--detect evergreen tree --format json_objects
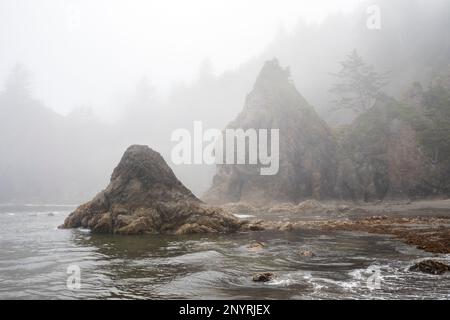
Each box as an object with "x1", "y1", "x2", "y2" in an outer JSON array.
[{"x1": 331, "y1": 50, "x2": 387, "y2": 114}]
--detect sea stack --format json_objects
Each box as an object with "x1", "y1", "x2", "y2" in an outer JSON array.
[
  {"x1": 61, "y1": 145, "x2": 242, "y2": 234},
  {"x1": 203, "y1": 59, "x2": 338, "y2": 205}
]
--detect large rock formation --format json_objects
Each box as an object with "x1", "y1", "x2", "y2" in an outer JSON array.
[
  {"x1": 204, "y1": 60, "x2": 450, "y2": 205},
  {"x1": 338, "y1": 83, "x2": 450, "y2": 201},
  {"x1": 336, "y1": 95, "x2": 426, "y2": 201},
  {"x1": 61, "y1": 145, "x2": 242, "y2": 234},
  {"x1": 203, "y1": 59, "x2": 338, "y2": 205}
]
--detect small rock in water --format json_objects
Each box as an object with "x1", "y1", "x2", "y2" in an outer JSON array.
[
  {"x1": 295, "y1": 200, "x2": 325, "y2": 214},
  {"x1": 252, "y1": 272, "x2": 276, "y2": 282},
  {"x1": 298, "y1": 250, "x2": 315, "y2": 257},
  {"x1": 247, "y1": 242, "x2": 266, "y2": 251},
  {"x1": 47, "y1": 212, "x2": 55, "y2": 216},
  {"x1": 279, "y1": 222, "x2": 295, "y2": 231},
  {"x1": 409, "y1": 259, "x2": 450, "y2": 275},
  {"x1": 336, "y1": 205, "x2": 351, "y2": 213}
]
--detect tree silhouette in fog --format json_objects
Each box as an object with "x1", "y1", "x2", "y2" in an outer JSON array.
[
  {"x1": 331, "y1": 50, "x2": 387, "y2": 114},
  {"x1": 4, "y1": 63, "x2": 31, "y2": 98}
]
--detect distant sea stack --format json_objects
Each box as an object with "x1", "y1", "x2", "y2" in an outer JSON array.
[
  {"x1": 203, "y1": 59, "x2": 338, "y2": 205},
  {"x1": 61, "y1": 145, "x2": 242, "y2": 234}
]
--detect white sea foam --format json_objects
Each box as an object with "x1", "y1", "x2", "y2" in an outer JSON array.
[{"x1": 233, "y1": 214, "x2": 255, "y2": 219}]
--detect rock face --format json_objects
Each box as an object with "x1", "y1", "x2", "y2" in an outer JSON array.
[
  {"x1": 204, "y1": 60, "x2": 450, "y2": 206},
  {"x1": 337, "y1": 95, "x2": 427, "y2": 201},
  {"x1": 203, "y1": 59, "x2": 338, "y2": 205},
  {"x1": 61, "y1": 145, "x2": 242, "y2": 234},
  {"x1": 338, "y1": 85, "x2": 450, "y2": 201}
]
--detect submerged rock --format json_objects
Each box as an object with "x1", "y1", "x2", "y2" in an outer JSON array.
[
  {"x1": 298, "y1": 250, "x2": 315, "y2": 257},
  {"x1": 247, "y1": 241, "x2": 266, "y2": 251},
  {"x1": 252, "y1": 272, "x2": 276, "y2": 282},
  {"x1": 409, "y1": 260, "x2": 450, "y2": 275},
  {"x1": 60, "y1": 145, "x2": 243, "y2": 235}
]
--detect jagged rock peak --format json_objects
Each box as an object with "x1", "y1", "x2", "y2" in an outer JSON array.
[
  {"x1": 203, "y1": 60, "x2": 338, "y2": 205},
  {"x1": 108, "y1": 144, "x2": 199, "y2": 204},
  {"x1": 253, "y1": 58, "x2": 291, "y2": 91}
]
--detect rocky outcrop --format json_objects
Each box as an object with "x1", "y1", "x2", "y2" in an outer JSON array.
[
  {"x1": 247, "y1": 241, "x2": 266, "y2": 251},
  {"x1": 203, "y1": 60, "x2": 450, "y2": 206},
  {"x1": 252, "y1": 272, "x2": 276, "y2": 282},
  {"x1": 298, "y1": 249, "x2": 315, "y2": 257},
  {"x1": 336, "y1": 95, "x2": 427, "y2": 201},
  {"x1": 203, "y1": 59, "x2": 338, "y2": 205},
  {"x1": 60, "y1": 145, "x2": 243, "y2": 234},
  {"x1": 220, "y1": 202, "x2": 259, "y2": 214},
  {"x1": 338, "y1": 84, "x2": 450, "y2": 201},
  {"x1": 409, "y1": 260, "x2": 450, "y2": 275}
]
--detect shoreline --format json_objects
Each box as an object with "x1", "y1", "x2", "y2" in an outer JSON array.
[{"x1": 239, "y1": 198, "x2": 450, "y2": 254}]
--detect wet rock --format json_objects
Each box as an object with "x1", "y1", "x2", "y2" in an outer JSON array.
[
  {"x1": 117, "y1": 216, "x2": 153, "y2": 235},
  {"x1": 47, "y1": 212, "x2": 55, "y2": 216},
  {"x1": 278, "y1": 222, "x2": 295, "y2": 231},
  {"x1": 364, "y1": 215, "x2": 389, "y2": 222},
  {"x1": 247, "y1": 241, "x2": 266, "y2": 251},
  {"x1": 295, "y1": 200, "x2": 325, "y2": 214},
  {"x1": 298, "y1": 250, "x2": 315, "y2": 257},
  {"x1": 336, "y1": 205, "x2": 352, "y2": 213},
  {"x1": 242, "y1": 220, "x2": 266, "y2": 231},
  {"x1": 252, "y1": 272, "x2": 276, "y2": 282},
  {"x1": 220, "y1": 202, "x2": 258, "y2": 214},
  {"x1": 92, "y1": 212, "x2": 113, "y2": 233},
  {"x1": 409, "y1": 260, "x2": 450, "y2": 275},
  {"x1": 268, "y1": 203, "x2": 298, "y2": 214},
  {"x1": 60, "y1": 145, "x2": 243, "y2": 235},
  {"x1": 266, "y1": 200, "x2": 326, "y2": 214}
]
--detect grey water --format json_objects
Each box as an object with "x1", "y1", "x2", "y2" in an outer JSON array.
[{"x1": 0, "y1": 205, "x2": 449, "y2": 300}]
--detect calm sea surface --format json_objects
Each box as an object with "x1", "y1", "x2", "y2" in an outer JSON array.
[{"x1": 0, "y1": 205, "x2": 449, "y2": 299}]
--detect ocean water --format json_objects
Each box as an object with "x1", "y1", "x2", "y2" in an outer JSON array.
[{"x1": 0, "y1": 205, "x2": 449, "y2": 300}]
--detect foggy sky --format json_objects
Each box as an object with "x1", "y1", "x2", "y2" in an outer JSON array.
[
  {"x1": 0, "y1": 0, "x2": 361, "y2": 120},
  {"x1": 1, "y1": 0, "x2": 448, "y2": 202}
]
